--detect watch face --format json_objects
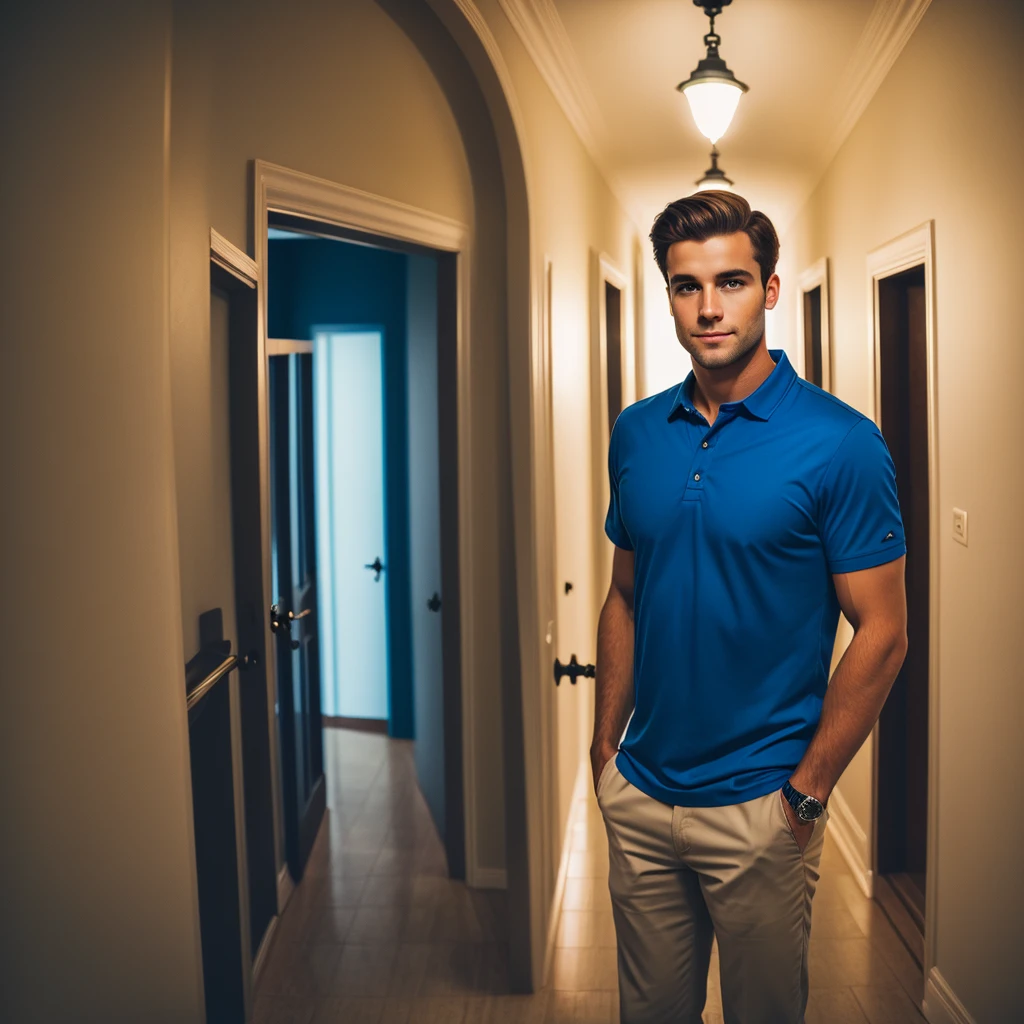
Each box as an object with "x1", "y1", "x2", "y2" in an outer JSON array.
[{"x1": 797, "y1": 796, "x2": 824, "y2": 822}]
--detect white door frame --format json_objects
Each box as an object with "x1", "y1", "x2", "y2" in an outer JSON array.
[
  {"x1": 865, "y1": 220, "x2": 940, "y2": 991},
  {"x1": 251, "y1": 161, "x2": 480, "y2": 898},
  {"x1": 589, "y1": 251, "x2": 635, "y2": 626},
  {"x1": 796, "y1": 256, "x2": 832, "y2": 392}
]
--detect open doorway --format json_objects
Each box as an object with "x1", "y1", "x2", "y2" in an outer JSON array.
[
  {"x1": 589, "y1": 252, "x2": 634, "y2": 629},
  {"x1": 797, "y1": 257, "x2": 831, "y2": 391},
  {"x1": 604, "y1": 280, "x2": 623, "y2": 432},
  {"x1": 263, "y1": 223, "x2": 465, "y2": 887},
  {"x1": 868, "y1": 224, "x2": 937, "y2": 971}
]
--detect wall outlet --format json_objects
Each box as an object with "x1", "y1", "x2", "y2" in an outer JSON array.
[{"x1": 952, "y1": 507, "x2": 968, "y2": 546}]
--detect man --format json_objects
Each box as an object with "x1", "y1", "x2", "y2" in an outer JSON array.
[{"x1": 592, "y1": 191, "x2": 908, "y2": 1024}]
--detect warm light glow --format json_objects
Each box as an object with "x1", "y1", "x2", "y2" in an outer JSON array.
[
  {"x1": 682, "y1": 80, "x2": 743, "y2": 143},
  {"x1": 695, "y1": 177, "x2": 733, "y2": 193}
]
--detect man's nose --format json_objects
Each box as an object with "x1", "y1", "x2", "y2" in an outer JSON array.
[{"x1": 700, "y1": 285, "x2": 722, "y2": 321}]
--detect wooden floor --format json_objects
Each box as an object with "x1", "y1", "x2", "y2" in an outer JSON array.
[{"x1": 254, "y1": 730, "x2": 926, "y2": 1023}]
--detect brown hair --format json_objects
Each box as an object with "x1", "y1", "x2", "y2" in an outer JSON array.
[{"x1": 650, "y1": 191, "x2": 779, "y2": 289}]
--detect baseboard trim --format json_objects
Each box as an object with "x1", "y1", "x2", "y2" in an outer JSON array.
[
  {"x1": 873, "y1": 874, "x2": 924, "y2": 967},
  {"x1": 322, "y1": 715, "x2": 388, "y2": 734},
  {"x1": 543, "y1": 762, "x2": 589, "y2": 985},
  {"x1": 923, "y1": 968, "x2": 976, "y2": 1024},
  {"x1": 251, "y1": 912, "x2": 278, "y2": 988},
  {"x1": 276, "y1": 862, "x2": 294, "y2": 914},
  {"x1": 468, "y1": 867, "x2": 508, "y2": 889},
  {"x1": 827, "y1": 785, "x2": 874, "y2": 898}
]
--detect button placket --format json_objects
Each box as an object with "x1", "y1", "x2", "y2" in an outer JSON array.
[{"x1": 685, "y1": 420, "x2": 728, "y2": 496}]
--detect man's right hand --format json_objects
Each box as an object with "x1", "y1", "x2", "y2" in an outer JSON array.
[
  {"x1": 591, "y1": 546, "x2": 635, "y2": 800},
  {"x1": 591, "y1": 743, "x2": 617, "y2": 797}
]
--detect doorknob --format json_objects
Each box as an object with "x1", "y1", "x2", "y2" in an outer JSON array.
[
  {"x1": 364, "y1": 556, "x2": 385, "y2": 582},
  {"x1": 270, "y1": 603, "x2": 302, "y2": 650},
  {"x1": 270, "y1": 603, "x2": 284, "y2": 633},
  {"x1": 427, "y1": 592, "x2": 441, "y2": 612},
  {"x1": 554, "y1": 654, "x2": 595, "y2": 686}
]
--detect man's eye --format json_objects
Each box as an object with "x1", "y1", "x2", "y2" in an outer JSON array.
[{"x1": 722, "y1": 279, "x2": 743, "y2": 289}]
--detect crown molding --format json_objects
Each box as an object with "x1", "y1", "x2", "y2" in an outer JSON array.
[
  {"x1": 447, "y1": 0, "x2": 531, "y2": 151},
  {"x1": 776, "y1": 0, "x2": 931, "y2": 237},
  {"x1": 823, "y1": 0, "x2": 932, "y2": 169},
  {"x1": 498, "y1": 0, "x2": 606, "y2": 154},
  {"x1": 497, "y1": 0, "x2": 643, "y2": 229}
]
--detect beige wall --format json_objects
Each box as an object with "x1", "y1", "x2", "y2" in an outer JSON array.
[
  {"x1": 474, "y1": 0, "x2": 643, "y2": 969},
  {"x1": 0, "y1": 3, "x2": 206, "y2": 1021},
  {"x1": 3, "y1": 0, "x2": 664, "y2": 1005},
  {"x1": 170, "y1": 0, "x2": 643, "y2": 891},
  {"x1": 170, "y1": 0, "x2": 518, "y2": 877},
  {"x1": 774, "y1": 1, "x2": 1024, "y2": 1018}
]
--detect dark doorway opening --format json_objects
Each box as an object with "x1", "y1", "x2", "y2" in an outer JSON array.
[
  {"x1": 802, "y1": 285, "x2": 823, "y2": 388},
  {"x1": 875, "y1": 263, "x2": 929, "y2": 965},
  {"x1": 605, "y1": 281, "x2": 623, "y2": 432},
  {"x1": 264, "y1": 216, "x2": 466, "y2": 883}
]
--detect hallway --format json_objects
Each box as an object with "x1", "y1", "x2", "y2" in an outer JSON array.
[
  {"x1": 6, "y1": 2, "x2": 1024, "y2": 1020},
  {"x1": 255, "y1": 730, "x2": 926, "y2": 1024}
]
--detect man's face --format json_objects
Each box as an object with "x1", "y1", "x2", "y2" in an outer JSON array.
[{"x1": 665, "y1": 231, "x2": 780, "y2": 370}]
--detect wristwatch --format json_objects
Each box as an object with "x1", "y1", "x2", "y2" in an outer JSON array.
[{"x1": 782, "y1": 780, "x2": 825, "y2": 823}]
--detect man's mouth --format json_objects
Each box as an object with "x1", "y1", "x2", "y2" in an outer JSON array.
[{"x1": 695, "y1": 332, "x2": 733, "y2": 339}]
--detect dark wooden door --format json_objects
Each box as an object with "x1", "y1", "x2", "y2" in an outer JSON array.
[
  {"x1": 876, "y1": 264, "x2": 929, "y2": 960},
  {"x1": 803, "y1": 285, "x2": 823, "y2": 388},
  {"x1": 218, "y1": 263, "x2": 278, "y2": 964},
  {"x1": 269, "y1": 351, "x2": 326, "y2": 881}
]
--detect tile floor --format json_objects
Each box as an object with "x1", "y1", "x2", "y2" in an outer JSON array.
[{"x1": 254, "y1": 729, "x2": 925, "y2": 1023}]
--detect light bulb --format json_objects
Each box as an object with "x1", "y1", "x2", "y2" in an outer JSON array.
[
  {"x1": 694, "y1": 177, "x2": 733, "y2": 193},
  {"x1": 682, "y1": 80, "x2": 743, "y2": 144}
]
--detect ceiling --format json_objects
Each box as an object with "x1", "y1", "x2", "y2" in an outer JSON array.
[{"x1": 502, "y1": 0, "x2": 931, "y2": 235}]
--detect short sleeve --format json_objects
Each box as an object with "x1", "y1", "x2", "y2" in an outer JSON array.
[
  {"x1": 604, "y1": 419, "x2": 634, "y2": 550},
  {"x1": 819, "y1": 418, "x2": 906, "y2": 574}
]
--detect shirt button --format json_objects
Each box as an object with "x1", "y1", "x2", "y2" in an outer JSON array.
[
  {"x1": 694, "y1": 473, "x2": 701, "y2": 481},
  {"x1": 702, "y1": 441, "x2": 708, "y2": 448}
]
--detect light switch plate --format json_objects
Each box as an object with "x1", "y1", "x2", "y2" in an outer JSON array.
[{"x1": 952, "y1": 507, "x2": 968, "y2": 546}]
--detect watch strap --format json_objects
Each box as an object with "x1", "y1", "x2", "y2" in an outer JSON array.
[{"x1": 782, "y1": 779, "x2": 823, "y2": 821}]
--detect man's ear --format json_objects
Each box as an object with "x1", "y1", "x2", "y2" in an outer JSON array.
[
  {"x1": 764, "y1": 273, "x2": 781, "y2": 311},
  {"x1": 666, "y1": 284, "x2": 673, "y2": 314}
]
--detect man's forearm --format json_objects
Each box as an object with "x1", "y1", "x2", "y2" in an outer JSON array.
[
  {"x1": 592, "y1": 588, "x2": 635, "y2": 756},
  {"x1": 790, "y1": 621, "x2": 908, "y2": 803}
]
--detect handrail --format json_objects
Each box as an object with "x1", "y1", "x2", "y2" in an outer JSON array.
[{"x1": 186, "y1": 654, "x2": 238, "y2": 711}]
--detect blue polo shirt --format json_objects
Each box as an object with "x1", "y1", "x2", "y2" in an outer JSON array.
[{"x1": 605, "y1": 350, "x2": 905, "y2": 808}]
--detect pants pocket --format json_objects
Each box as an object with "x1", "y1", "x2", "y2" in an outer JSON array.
[
  {"x1": 776, "y1": 788, "x2": 805, "y2": 854},
  {"x1": 596, "y1": 752, "x2": 619, "y2": 802}
]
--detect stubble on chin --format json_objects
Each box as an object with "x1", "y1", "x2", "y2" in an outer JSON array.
[{"x1": 678, "y1": 327, "x2": 763, "y2": 371}]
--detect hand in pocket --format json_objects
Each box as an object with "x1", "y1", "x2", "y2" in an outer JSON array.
[{"x1": 779, "y1": 790, "x2": 816, "y2": 853}]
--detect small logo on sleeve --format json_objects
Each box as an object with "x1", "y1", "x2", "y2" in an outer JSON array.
[{"x1": 882, "y1": 531, "x2": 895, "y2": 542}]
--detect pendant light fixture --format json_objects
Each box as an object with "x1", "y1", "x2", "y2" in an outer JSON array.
[
  {"x1": 677, "y1": 0, "x2": 748, "y2": 144},
  {"x1": 694, "y1": 146, "x2": 734, "y2": 191}
]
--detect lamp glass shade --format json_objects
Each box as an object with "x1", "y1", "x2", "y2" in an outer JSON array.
[
  {"x1": 695, "y1": 176, "x2": 733, "y2": 192},
  {"x1": 682, "y1": 80, "x2": 743, "y2": 143}
]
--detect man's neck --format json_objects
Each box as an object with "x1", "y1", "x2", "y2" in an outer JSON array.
[{"x1": 690, "y1": 340, "x2": 775, "y2": 424}]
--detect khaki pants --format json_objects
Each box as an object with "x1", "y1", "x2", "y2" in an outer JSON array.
[{"x1": 596, "y1": 754, "x2": 829, "y2": 1024}]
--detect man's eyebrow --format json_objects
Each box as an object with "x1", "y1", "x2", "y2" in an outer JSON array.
[{"x1": 668, "y1": 268, "x2": 755, "y2": 285}]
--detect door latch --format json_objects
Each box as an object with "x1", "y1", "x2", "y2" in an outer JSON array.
[{"x1": 554, "y1": 654, "x2": 595, "y2": 686}]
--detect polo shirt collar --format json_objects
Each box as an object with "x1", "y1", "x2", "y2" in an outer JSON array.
[{"x1": 669, "y1": 349, "x2": 797, "y2": 422}]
